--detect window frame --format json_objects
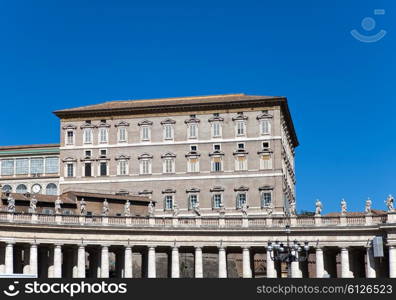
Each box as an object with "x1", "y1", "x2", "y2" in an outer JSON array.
[
  {"x1": 212, "y1": 193, "x2": 223, "y2": 209},
  {"x1": 164, "y1": 194, "x2": 174, "y2": 210},
  {"x1": 260, "y1": 120, "x2": 271, "y2": 135},
  {"x1": 83, "y1": 128, "x2": 93, "y2": 144},
  {"x1": 260, "y1": 191, "x2": 272, "y2": 208}
]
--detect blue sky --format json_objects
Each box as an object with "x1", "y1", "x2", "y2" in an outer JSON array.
[{"x1": 0, "y1": 0, "x2": 394, "y2": 213}]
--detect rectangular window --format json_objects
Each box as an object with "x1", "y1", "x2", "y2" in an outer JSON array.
[
  {"x1": 260, "y1": 154, "x2": 272, "y2": 170},
  {"x1": 15, "y1": 158, "x2": 29, "y2": 175},
  {"x1": 190, "y1": 145, "x2": 197, "y2": 152},
  {"x1": 236, "y1": 121, "x2": 245, "y2": 136},
  {"x1": 66, "y1": 163, "x2": 74, "y2": 177},
  {"x1": 189, "y1": 194, "x2": 198, "y2": 210},
  {"x1": 99, "y1": 128, "x2": 108, "y2": 143},
  {"x1": 141, "y1": 126, "x2": 150, "y2": 141},
  {"x1": 118, "y1": 127, "x2": 127, "y2": 142},
  {"x1": 213, "y1": 194, "x2": 222, "y2": 209},
  {"x1": 235, "y1": 156, "x2": 247, "y2": 171},
  {"x1": 188, "y1": 158, "x2": 199, "y2": 173},
  {"x1": 45, "y1": 157, "x2": 59, "y2": 174},
  {"x1": 212, "y1": 122, "x2": 221, "y2": 137},
  {"x1": 1, "y1": 159, "x2": 14, "y2": 176},
  {"x1": 31, "y1": 158, "x2": 44, "y2": 174},
  {"x1": 213, "y1": 144, "x2": 221, "y2": 151},
  {"x1": 141, "y1": 160, "x2": 150, "y2": 174},
  {"x1": 164, "y1": 125, "x2": 173, "y2": 140},
  {"x1": 262, "y1": 142, "x2": 270, "y2": 149},
  {"x1": 164, "y1": 195, "x2": 173, "y2": 210},
  {"x1": 85, "y1": 163, "x2": 92, "y2": 177},
  {"x1": 188, "y1": 124, "x2": 197, "y2": 139},
  {"x1": 66, "y1": 131, "x2": 74, "y2": 145},
  {"x1": 85, "y1": 150, "x2": 92, "y2": 158},
  {"x1": 164, "y1": 159, "x2": 174, "y2": 173},
  {"x1": 261, "y1": 120, "x2": 271, "y2": 135},
  {"x1": 84, "y1": 128, "x2": 92, "y2": 144},
  {"x1": 212, "y1": 157, "x2": 222, "y2": 172},
  {"x1": 119, "y1": 160, "x2": 127, "y2": 175},
  {"x1": 236, "y1": 193, "x2": 247, "y2": 209},
  {"x1": 238, "y1": 143, "x2": 245, "y2": 150},
  {"x1": 100, "y1": 162, "x2": 107, "y2": 176},
  {"x1": 100, "y1": 149, "x2": 107, "y2": 158},
  {"x1": 261, "y1": 192, "x2": 272, "y2": 207}
]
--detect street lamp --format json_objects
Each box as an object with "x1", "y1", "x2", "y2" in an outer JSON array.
[{"x1": 268, "y1": 225, "x2": 310, "y2": 276}]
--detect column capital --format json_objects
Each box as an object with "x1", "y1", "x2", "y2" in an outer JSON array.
[
  {"x1": 242, "y1": 246, "x2": 251, "y2": 251},
  {"x1": 124, "y1": 245, "x2": 133, "y2": 249},
  {"x1": 148, "y1": 245, "x2": 156, "y2": 250},
  {"x1": 339, "y1": 246, "x2": 350, "y2": 251},
  {"x1": 194, "y1": 246, "x2": 202, "y2": 250}
]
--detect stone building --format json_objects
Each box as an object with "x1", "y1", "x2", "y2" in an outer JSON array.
[{"x1": 54, "y1": 94, "x2": 297, "y2": 216}]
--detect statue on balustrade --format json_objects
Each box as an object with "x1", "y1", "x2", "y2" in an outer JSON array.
[
  {"x1": 315, "y1": 199, "x2": 322, "y2": 216},
  {"x1": 340, "y1": 199, "x2": 347, "y2": 215},
  {"x1": 79, "y1": 198, "x2": 87, "y2": 215},
  {"x1": 219, "y1": 202, "x2": 226, "y2": 217},
  {"x1": 7, "y1": 196, "x2": 15, "y2": 213},
  {"x1": 124, "y1": 200, "x2": 131, "y2": 216},
  {"x1": 289, "y1": 201, "x2": 297, "y2": 217},
  {"x1": 173, "y1": 203, "x2": 179, "y2": 217},
  {"x1": 29, "y1": 196, "x2": 37, "y2": 214},
  {"x1": 267, "y1": 203, "x2": 273, "y2": 216},
  {"x1": 386, "y1": 195, "x2": 394, "y2": 212},
  {"x1": 54, "y1": 197, "x2": 62, "y2": 215},
  {"x1": 193, "y1": 201, "x2": 201, "y2": 216},
  {"x1": 365, "y1": 198, "x2": 372, "y2": 214},
  {"x1": 148, "y1": 201, "x2": 154, "y2": 217},
  {"x1": 102, "y1": 199, "x2": 109, "y2": 216},
  {"x1": 241, "y1": 202, "x2": 248, "y2": 217}
]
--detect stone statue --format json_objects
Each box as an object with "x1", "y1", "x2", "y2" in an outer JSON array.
[
  {"x1": 193, "y1": 201, "x2": 201, "y2": 216},
  {"x1": 241, "y1": 202, "x2": 248, "y2": 217},
  {"x1": 219, "y1": 202, "x2": 226, "y2": 216},
  {"x1": 124, "y1": 200, "x2": 131, "y2": 217},
  {"x1": 102, "y1": 199, "x2": 109, "y2": 216},
  {"x1": 7, "y1": 196, "x2": 15, "y2": 213},
  {"x1": 315, "y1": 199, "x2": 322, "y2": 216},
  {"x1": 341, "y1": 199, "x2": 347, "y2": 215},
  {"x1": 54, "y1": 197, "x2": 62, "y2": 215},
  {"x1": 385, "y1": 195, "x2": 394, "y2": 212},
  {"x1": 365, "y1": 198, "x2": 372, "y2": 214},
  {"x1": 289, "y1": 201, "x2": 297, "y2": 216},
  {"x1": 79, "y1": 198, "x2": 87, "y2": 215},
  {"x1": 29, "y1": 196, "x2": 38, "y2": 213},
  {"x1": 173, "y1": 203, "x2": 179, "y2": 217},
  {"x1": 148, "y1": 201, "x2": 154, "y2": 217},
  {"x1": 267, "y1": 203, "x2": 273, "y2": 216}
]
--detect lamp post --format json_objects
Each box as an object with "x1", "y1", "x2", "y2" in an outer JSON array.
[{"x1": 268, "y1": 225, "x2": 310, "y2": 277}]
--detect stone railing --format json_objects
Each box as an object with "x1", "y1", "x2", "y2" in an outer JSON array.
[{"x1": 0, "y1": 211, "x2": 394, "y2": 228}]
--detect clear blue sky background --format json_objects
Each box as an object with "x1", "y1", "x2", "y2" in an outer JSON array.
[{"x1": 0, "y1": 0, "x2": 394, "y2": 214}]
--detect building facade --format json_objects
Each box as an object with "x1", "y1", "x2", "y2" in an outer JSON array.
[
  {"x1": 54, "y1": 94, "x2": 298, "y2": 216},
  {"x1": 0, "y1": 144, "x2": 60, "y2": 196}
]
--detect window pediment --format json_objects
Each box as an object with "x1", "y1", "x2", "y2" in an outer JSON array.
[
  {"x1": 185, "y1": 152, "x2": 201, "y2": 158},
  {"x1": 233, "y1": 150, "x2": 249, "y2": 155},
  {"x1": 256, "y1": 112, "x2": 273, "y2": 120},
  {"x1": 138, "y1": 120, "x2": 153, "y2": 126},
  {"x1": 115, "y1": 121, "x2": 130, "y2": 127},
  {"x1": 62, "y1": 124, "x2": 77, "y2": 130},
  {"x1": 80, "y1": 122, "x2": 96, "y2": 129},
  {"x1": 184, "y1": 117, "x2": 200, "y2": 124},
  {"x1": 161, "y1": 152, "x2": 176, "y2": 158},
  {"x1": 232, "y1": 113, "x2": 248, "y2": 121},
  {"x1": 208, "y1": 116, "x2": 224, "y2": 122},
  {"x1": 62, "y1": 157, "x2": 77, "y2": 162},
  {"x1": 257, "y1": 149, "x2": 273, "y2": 154},
  {"x1": 210, "y1": 186, "x2": 224, "y2": 192},
  {"x1": 160, "y1": 118, "x2": 176, "y2": 125},
  {"x1": 115, "y1": 155, "x2": 131, "y2": 160},
  {"x1": 139, "y1": 189, "x2": 153, "y2": 195},
  {"x1": 259, "y1": 185, "x2": 274, "y2": 191},
  {"x1": 138, "y1": 153, "x2": 153, "y2": 160},
  {"x1": 97, "y1": 121, "x2": 110, "y2": 128},
  {"x1": 186, "y1": 187, "x2": 200, "y2": 193},
  {"x1": 234, "y1": 186, "x2": 249, "y2": 192},
  {"x1": 209, "y1": 151, "x2": 225, "y2": 157},
  {"x1": 162, "y1": 188, "x2": 176, "y2": 194}
]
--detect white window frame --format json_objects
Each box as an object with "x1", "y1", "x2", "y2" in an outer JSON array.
[
  {"x1": 188, "y1": 193, "x2": 198, "y2": 210},
  {"x1": 140, "y1": 159, "x2": 152, "y2": 175},
  {"x1": 187, "y1": 157, "x2": 199, "y2": 173},
  {"x1": 163, "y1": 158, "x2": 175, "y2": 174},
  {"x1": 260, "y1": 120, "x2": 271, "y2": 135},
  {"x1": 211, "y1": 157, "x2": 223, "y2": 172},
  {"x1": 261, "y1": 191, "x2": 272, "y2": 208},
  {"x1": 211, "y1": 122, "x2": 222, "y2": 138},
  {"x1": 66, "y1": 130, "x2": 75, "y2": 145},
  {"x1": 235, "y1": 120, "x2": 246, "y2": 137},
  {"x1": 118, "y1": 127, "x2": 128, "y2": 143},
  {"x1": 260, "y1": 154, "x2": 273, "y2": 170},
  {"x1": 235, "y1": 156, "x2": 248, "y2": 171},
  {"x1": 141, "y1": 126, "x2": 151, "y2": 142},
  {"x1": 98, "y1": 161, "x2": 108, "y2": 176},
  {"x1": 83, "y1": 128, "x2": 93, "y2": 144},
  {"x1": 118, "y1": 160, "x2": 129, "y2": 176},
  {"x1": 84, "y1": 162, "x2": 93, "y2": 177},
  {"x1": 65, "y1": 163, "x2": 74, "y2": 178},
  {"x1": 98, "y1": 128, "x2": 109, "y2": 144},
  {"x1": 164, "y1": 194, "x2": 174, "y2": 210},
  {"x1": 212, "y1": 193, "x2": 222, "y2": 209},
  {"x1": 187, "y1": 123, "x2": 198, "y2": 139},
  {"x1": 236, "y1": 192, "x2": 247, "y2": 209},
  {"x1": 163, "y1": 124, "x2": 174, "y2": 140}
]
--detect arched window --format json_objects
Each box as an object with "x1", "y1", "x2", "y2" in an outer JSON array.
[
  {"x1": 46, "y1": 183, "x2": 58, "y2": 195},
  {"x1": 1, "y1": 185, "x2": 12, "y2": 192},
  {"x1": 16, "y1": 184, "x2": 27, "y2": 194}
]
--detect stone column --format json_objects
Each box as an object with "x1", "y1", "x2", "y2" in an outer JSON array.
[
  {"x1": 194, "y1": 247, "x2": 203, "y2": 278},
  {"x1": 266, "y1": 248, "x2": 276, "y2": 278},
  {"x1": 29, "y1": 243, "x2": 38, "y2": 276},
  {"x1": 290, "y1": 250, "x2": 300, "y2": 278},
  {"x1": 77, "y1": 245, "x2": 86, "y2": 278},
  {"x1": 171, "y1": 247, "x2": 180, "y2": 278},
  {"x1": 340, "y1": 247, "x2": 352, "y2": 278},
  {"x1": 316, "y1": 247, "x2": 324, "y2": 278},
  {"x1": 218, "y1": 247, "x2": 227, "y2": 278},
  {"x1": 23, "y1": 246, "x2": 31, "y2": 275},
  {"x1": 242, "y1": 247, "x2": 252, "y2": 278},
  {"x1": 365, "y1": 246, "x2": 376, "y2": 278},
  {"x1": 0, "y1": 245, "x2": 5, "y2": 274},
  {"x1": 124, "y1": 246, "x2": 133, "y2": 278},
  {"x1": 147, "y1": 246, "x2": 156, "y2": 278},
  {"x1": 54, "y1": 244, "x2": 62, "y2": 278},
  {"x1": 101, "y1": 246, "x2": 109, "y2": 278},
  {"x1": 5, "y1": 242, "x2": 14, "y2": 274},
  {"x1": 389, "y1": 246, "x2": 396, "y2": 278}
]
